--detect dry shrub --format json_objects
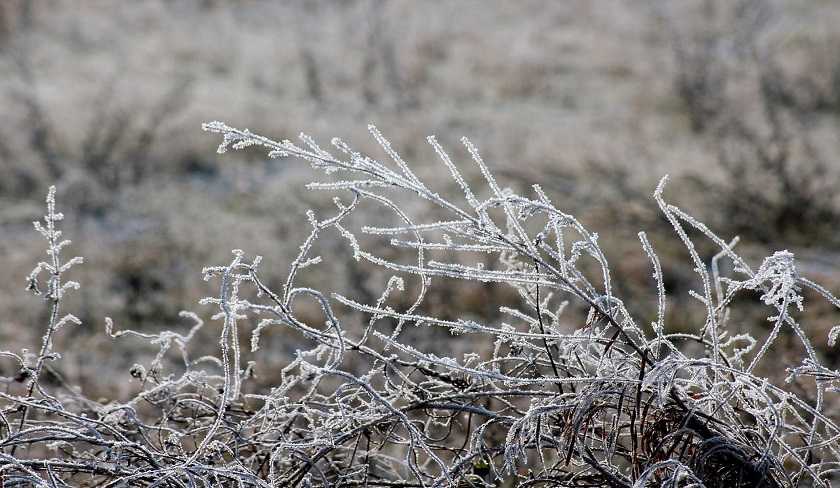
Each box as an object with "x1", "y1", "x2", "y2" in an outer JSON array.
[{"x1": 1, "y1": 123, "x2": 839, "y2": 487}]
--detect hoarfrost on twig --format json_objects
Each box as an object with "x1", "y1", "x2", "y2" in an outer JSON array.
[{"x1": 2, "y1": 125, "x2": 839, "y2": 488}]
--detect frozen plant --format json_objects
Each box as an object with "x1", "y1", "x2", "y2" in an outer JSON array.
[{"x1": 1, "y1": 124, "x2": 839, "y2": 487}]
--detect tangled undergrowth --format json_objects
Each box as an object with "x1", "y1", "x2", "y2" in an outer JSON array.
[{"x1": 2, "y1": 122, "x2": 840, "y2": 487}]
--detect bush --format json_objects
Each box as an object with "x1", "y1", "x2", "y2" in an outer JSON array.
[
  {"x1": 667, "y1": 0, "x2": 840, "y2": 246},
  {"x1": 2, "y1": 123, "x2": 840, "y2": 487}
]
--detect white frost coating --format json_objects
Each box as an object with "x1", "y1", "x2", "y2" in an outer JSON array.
[{"x1": 4, "y1": 127, "x2": 840, "y2": 487}]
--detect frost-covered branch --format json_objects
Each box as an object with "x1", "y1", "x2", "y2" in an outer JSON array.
[{"x1": 1, "y1": 125, "x2": 839, "y2": 487}]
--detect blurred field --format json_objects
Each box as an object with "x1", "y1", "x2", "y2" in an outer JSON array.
[{"x1": 1, "y1": 0, "x2": 840, "y2": 397}]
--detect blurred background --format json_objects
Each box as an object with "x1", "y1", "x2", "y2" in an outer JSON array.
[{"x1": 1, "y1": 0, "x2": 840, "y2": 398}]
